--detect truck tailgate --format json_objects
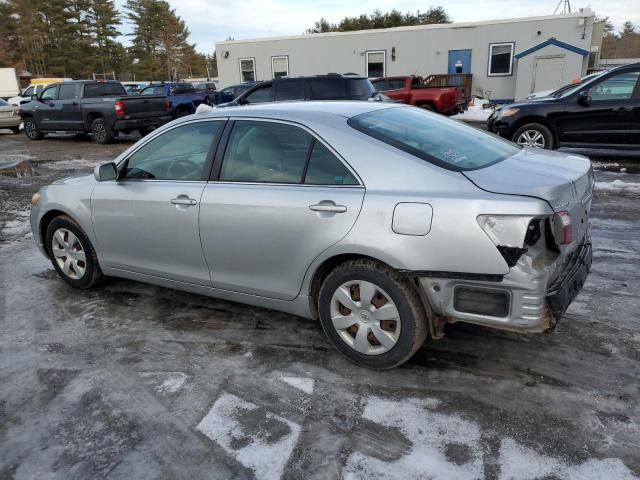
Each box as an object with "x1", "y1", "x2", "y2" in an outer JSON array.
[{"x1": 120, "y1": 95, "x2": 168, "y2": 118}]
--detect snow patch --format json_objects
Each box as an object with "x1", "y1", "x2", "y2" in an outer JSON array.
[
  {"x1": 594, "y1": 180, "x2": 640, "y2": 194},
  {"x1": 498, "y1": 437, "x2": 637, "y2": 480},
  {"x1": 197, "y1": 392, "x2": 301, "y2": 480},
  {"x1": 452, "y1": 101, "x2": 493, "y2": 122},
  {"x1": 344, "y1": 396, "x2": 483, "y2": 479},
  {"x1": 279, "y1": 376, "x2": 314, "y2": 395},
  {"x1": 141, "y1": 371, "x2": 187, "y2": 394}
]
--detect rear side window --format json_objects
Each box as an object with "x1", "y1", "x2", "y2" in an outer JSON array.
[
  {"x1": 141, "y1": 86, "x2": 165, "y2": 96},
  {"x1": 347, "y1": 79, "x2": 375, "y2": 99},
  {"x1": 58, "y1": 84, "x2": 77, "y2": 100},
  {"x1": 84, "y1": 82, "x2": 126, "y2": 98},
  {"x1": 220, "y1": 121, "x2": 311, "y2": 183},
  {"x1": 244, "y1": 85, "x2": 273, "y2": 103},
  {"x1": 387, "y1": 79, "x2": 405, "y2": 90},
  {"x1": 309, "y1": 79, "x2": 347, "y2": 99},
  {"x1": 304, "y1": 142, "x2": 358, "y2": 185},
  {"x1": 275, "y1": 80, "x2": 306, "y2": 101},
  {"x1": 348, "y1": 106, "x2": 519, "y2": 171}
]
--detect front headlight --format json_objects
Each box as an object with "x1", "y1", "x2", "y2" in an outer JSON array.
[{"x1": 497, "y1": 107, "x2": 519, "y2": 118}]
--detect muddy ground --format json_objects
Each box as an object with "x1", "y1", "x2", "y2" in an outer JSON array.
[{"x1": 1, "y1": 129, "x2": 639, "y2": 480}]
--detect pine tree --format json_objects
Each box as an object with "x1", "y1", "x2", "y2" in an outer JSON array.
[{"x1": 87, "y1": 0, "x2": 122, "y2": 76}]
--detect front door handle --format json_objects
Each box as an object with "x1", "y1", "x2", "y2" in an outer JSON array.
[
  {"x1": 170, "y1": 196, "x2": 197, "y2": 206},
  {"x1": 309, "y1": 202, "x2": 347, "y2": 213}
]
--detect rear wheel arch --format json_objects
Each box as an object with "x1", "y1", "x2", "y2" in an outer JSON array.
[
  {"x1": 415, "y1": 101, "x2": 436, "y2": 112},
  {"x1": 84, "y1": 112, "x2": 102, "y2": 130}
]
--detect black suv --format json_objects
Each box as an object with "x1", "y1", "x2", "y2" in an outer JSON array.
[
  {"x1": 219, "y1": 74, "x2": 378, "y2": 107},
  {"x1": 487, "y1": 63, "x2": 640, "y2": 152}
]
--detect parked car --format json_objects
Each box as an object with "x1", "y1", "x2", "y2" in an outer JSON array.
[
  {"x1": 30, "y1": 101, "x2": 592, "y2": 369},
  {"x1": 371, "y1": 76, "x2": 468, "y2": 114},
  {"x1": 0, "y1": 98, "x2": 21, "y2": 133},
  {"x1": 488, "y1": 63, "x2": 640, "y2": 151},
  {"x1": 219, "y1": 82, "x2": 259, "y2": 99},
  {"x1": 192, "y1": 81, "x2": 236, "y2": 105},
  {"x1": 7, "y1": 78, "x2": 74, "y2": 106},
  {"x1": 524, "y1": 72, "x2": 604, "y2": 100},
  {"x1": 19, "y1": 80, "x2": 171, "y2": 144},
  {"x1": 139, "y1": 82, "x2": 209, "y2": 117},
  {"x1": 219, "y1": 75, "x2": 379, "y2": 107},
  {"x1": 122, "y1": 82, "x2": 149, "y2": 94}
]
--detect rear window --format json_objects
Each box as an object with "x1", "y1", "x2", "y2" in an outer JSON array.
[
  {"x1": 83, "y1": 82, "x2": 126, "y2": 98},
  {"x1": 347, "y1": 78, "x2": 375, "y2": 99},
  {"x1": 348, "y1": 107, "x2": 519, "y2": 171}
]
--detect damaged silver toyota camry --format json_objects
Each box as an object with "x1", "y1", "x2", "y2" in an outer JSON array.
[{"x1": 30, "y1": 102, "x2": 593, "y2": 369}]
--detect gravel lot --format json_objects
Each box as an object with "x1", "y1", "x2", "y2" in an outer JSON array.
[{"x1": 1, "y1": 129, "x2": 639, "y2": 480}]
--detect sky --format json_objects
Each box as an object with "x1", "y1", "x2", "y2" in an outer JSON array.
[{"x1": 114, "y1": 0, "x2": 640, "y2": 53}]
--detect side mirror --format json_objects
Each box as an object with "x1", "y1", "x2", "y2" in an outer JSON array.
[
  {"x1": 94, "y1": 162, "x2": 118, "y2": 182},
  {"x1": 578, "y1": 90, "x2": 591, "y2": 106}
]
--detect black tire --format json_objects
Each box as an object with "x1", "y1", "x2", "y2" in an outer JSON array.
[
  {"x1": 512, "y1": 122, "x2": 554, "y2": 150},
  {"x1": 419, "y1": 103, "x2": 435, "y2": 112},
  {"x1": 91, "y1": 117, "x2": 114, "y2": 144},
  {"x1": 318, "y1": 259, "x2": 427, "y2": 369},
  {"x1": 139, "y1": 126, "x2": 155, "y2": 137},
  {"x1": 10, "y1": 125, "x2": 20, "y2": 134},
  {"x1": 45, "y1": 215, "x2": 104, "y2": 289},
  {"x1": 174, "y1": 107, "x2": 190, "y2": 118},
  {"x1": 23, "y1": 117, "x2": 43, "y2": 140}
]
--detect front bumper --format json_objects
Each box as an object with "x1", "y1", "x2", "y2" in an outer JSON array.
[
  {"x1": 113, "y1": 115, "x2": 172, "y2": 131},
  {"x1": 418, "y1": 233, "x2": 592, "y2": 333}
]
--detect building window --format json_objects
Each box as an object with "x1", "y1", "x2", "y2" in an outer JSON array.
[
  {"x1": 366, "y1": 51, "x2": 385, "y2": 78},
  {"x1": 271, "y1": 56, "x2": 289, "y2": 79},
  {"x1": 488, "y1": 43, "x2": 514, "y2": 76},
  {"x1": 239, "y1": 58, "x2": 256, "y2": 83}
]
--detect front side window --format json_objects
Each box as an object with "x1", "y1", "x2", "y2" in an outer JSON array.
[
  {"x1": 58, "y1": 84, "x2": 77, "y2": 100},
  {"x1": 274, "y1": 80, "x2": 305, "y2": 101},
  {"x1": 366, "y1": 51, "x2": 386, "y2": 78},
  {"x1": 243, "y1": 85, "x2": 272, "y2": 104},
  {"x1": 124, "y1": 121, "x2": 222, "y2": 180},
  {"x1": 386, "y1": 79, "x2": 405, "y2": 90},
  {"x1": 587, "y1": 71, "x2": 640, "y2": 101},
  {"x1": 41, "y1": 85, "x2": 57, "y2": 101},
  {"x1": 272, "y1": 55, "x2": 289, "y2": 79},
  {"x1": 348, "y1": 106, "x2": 519, "y2": 171},
  {"x1": 240, "y1": 58, "x2": 256, "y2": 83},
  {"x1": 220, "y1": 121, "x2": 311, "y2": 183},
  {"x1": 488, "y1": 43, "x2": 514, "y2": 76},
  {"x1": 304, "y1": 142, "x2": 358, "y2": 185}
]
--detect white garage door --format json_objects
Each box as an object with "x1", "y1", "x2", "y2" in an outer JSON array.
[{"x1": 533, "y1": 55, "x2": 566, "y2": 92}]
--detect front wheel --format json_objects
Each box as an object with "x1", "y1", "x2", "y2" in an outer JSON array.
[
  {"x1": 318, "y1": 259, "x2": 427, "y2": 369},
  {"x1": 46, "y1": 215, "x2": 104, "y2": 289},
  {"x1": 91, "y1": 117, "x2": 114, "y2": 144},
  {"x1": 23, "y1": 118, "x2": 43, "y2": 140},
  {"x1": 512, "y1": 123, "x2": 554, "y2": 149}
]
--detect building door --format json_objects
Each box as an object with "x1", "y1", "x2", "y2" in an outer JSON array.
[
  {"x1": 448, "y1": 50, "x2": 472, "y2": 74},
  {"x1": 533, "y1": 55, "x2": 566, "y2": 93}
]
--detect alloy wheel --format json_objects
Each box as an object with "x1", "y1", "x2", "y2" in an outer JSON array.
[
  {"x1": 330, "y1": 280, "x2": 401, "y2": 355},
  {"x1": 516, "y1": 129, "x2": 546, "y2": 148},
  {"x1": 25, "y1": 121, "x2": 37, "y2": 138},
  {"x1": 51, "y1": 228, "x2": 86, "y2": 280},
  {"x1": 93, "y1": 122, "x2": 106, "y2": 142}
]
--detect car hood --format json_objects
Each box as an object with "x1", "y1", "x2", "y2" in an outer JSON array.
[
  {"x1": 464, "y1": 148, "x2": 593, "y2": 241},
  {"x1": 52, "y1": 173, "x2": 96, "y2": 186},
  {"x1": 498, "y1": 97, "x2": 563, "y2": 109}
]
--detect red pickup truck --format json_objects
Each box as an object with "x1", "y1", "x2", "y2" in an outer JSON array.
[{"x1": 372, "y1": 76, "x2": 469, "y2": 115}]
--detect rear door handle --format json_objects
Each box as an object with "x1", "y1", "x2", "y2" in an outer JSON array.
[
  {"x1": 309, "y1": 202, "x2": 347, "y2": 213},
  {"x1": 170, "y1": 196, "x2": 197, "y2": 206}
]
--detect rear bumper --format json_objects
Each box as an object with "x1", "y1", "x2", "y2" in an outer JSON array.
[
  {"x1": 0, "y1": 117, "x2": 21, "y2": 128},
  {"x1": 113, "y1": 115, "x2": 172, "y2": 131}
]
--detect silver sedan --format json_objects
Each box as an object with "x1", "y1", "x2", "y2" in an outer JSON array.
[
  {"x1": 0, "y1": 98, "x2": 21, "y2": 133},
  {"x1": 30, "y1": 101, "x2": 593, "y2": 369}
]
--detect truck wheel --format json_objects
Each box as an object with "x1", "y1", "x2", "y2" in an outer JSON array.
[
  {"x1": 23, "y1": 118, "x2": 43, "y2": 140},
  {"x1": 419, "y1": 103, "x2": 435, "y2": 112},
  {"x1": 318, "y1": 259, "x2": 427, "y2": 369},
  {"x1": 91, "y1": 117, "x2": 114, "y2": 144},
  {"x1": 512, "y1": 123, "x2": 554, "y2": 149}
]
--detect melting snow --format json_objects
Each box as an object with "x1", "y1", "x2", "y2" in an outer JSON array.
[
  {"x1": 452, "y1": 100, "x2": 493, "y2": 122},
  {"x1": 498, "y1": 438, "x2": 638, "y2": 480},
  {"x1": 594, "y1": 180, "x2": 640, "y2": 194},
  {"x1": 197, "y1": 392, "x2": 301, "y2": 480},
  {"x1": 279, "y1": 376, "x2": 314, "y2": 395}
]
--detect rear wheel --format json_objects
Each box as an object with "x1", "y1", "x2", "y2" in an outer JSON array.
[
  {"x1": 23, "y1": 117, "x2": 43, "y2": 140},
  {"x1": 318, "y1": 259, "x2": 427, "y2": 369},
  {"x1": 512, "y1": 123, "x2": 554, "y2": 149},
  {"x1": 46, "y1": 215, "x2": 104, "y2": 289},
  {"x1": 91, "y1": 117, "x2": 114, "y2": 144},
  {"x1": 419, "y1": 103, "x2": 435, "y2": 112}
]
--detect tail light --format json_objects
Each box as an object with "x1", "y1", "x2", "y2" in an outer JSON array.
[
  {"x1": 552, "y1": 211, "x2": 572, "y2": 244},
  {"x1": 165, "y1": 98, "x2": 170, "y2": 112},
  {"x1": 114, "y1": 100, "x2": 125, "y2": 118}
]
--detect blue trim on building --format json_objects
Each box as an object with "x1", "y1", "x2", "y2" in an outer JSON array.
[{"x1": 514, "y1": 37, "x2": 589, "y2": 59}]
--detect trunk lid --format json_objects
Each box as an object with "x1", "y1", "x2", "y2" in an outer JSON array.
[
  {"x1": 463, "y1": 147, "x2": 594, "y2": 243},
  {"x1": 118, "y1": 95, "x2": 168, "y2": 119}
]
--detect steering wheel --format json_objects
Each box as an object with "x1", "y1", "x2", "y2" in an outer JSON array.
[{"x1": 167, "y1": 158, "x2": 202, "y2": 180}]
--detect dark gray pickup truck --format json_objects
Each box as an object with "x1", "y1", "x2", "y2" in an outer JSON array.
[{"x1": 20, "y1": 80, "x2": 172, "y2": 144}]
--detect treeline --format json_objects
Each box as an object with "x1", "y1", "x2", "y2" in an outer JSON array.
[
  {"x1": 0, "y1": 0, "x2": 216, "y2": 81},
  {"x1": 602, "y1": 21, "x2": 640, "y2": 59},
  {"x1": 306, "y1": 7, "x2": 451, "y2": 34}
]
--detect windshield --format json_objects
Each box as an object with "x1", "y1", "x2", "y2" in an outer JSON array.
[
  {"x1": 554, "y1": 72, "x2": 605, "y2": 98},
  {"x1": 348, "y1": 106, "x2": 520, "y2": 171}
]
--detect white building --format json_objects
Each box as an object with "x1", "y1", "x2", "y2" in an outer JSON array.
[{"x1": 215, "y1": 10, "x2": 604, "y2": 102}]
